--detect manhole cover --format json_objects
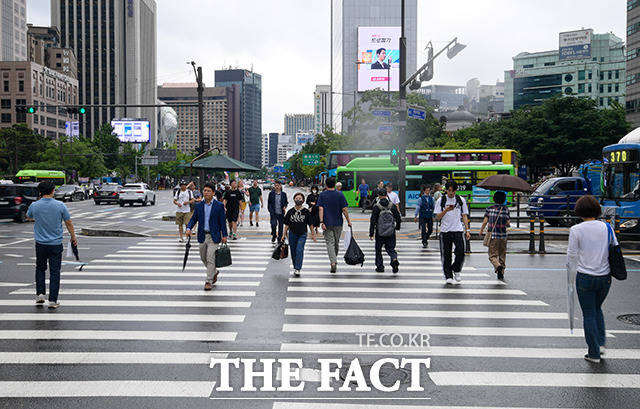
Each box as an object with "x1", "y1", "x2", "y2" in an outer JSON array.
[
  {"x1": 617, "y1": 314, "x2": 640, "y2": 326},
  {"x1": 339, "y1": 362, "x2": 412, "y2": 387}
]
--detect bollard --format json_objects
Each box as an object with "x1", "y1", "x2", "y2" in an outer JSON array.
[
  {"x1": 538, "y1": 217, "x2": 546, "y2": 254},
  {"x1": 528, "y1": 216, "x2": 536, "y2": 254},
  {"x1": 615, "y1": 216, "x2": 621, "y2": 235}
]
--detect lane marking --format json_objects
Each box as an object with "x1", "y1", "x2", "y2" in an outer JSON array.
[
  {"x1": 0, "y1": 330, "x2": 237, "y2": 341},
  {"x1": 61, "y1": 271, "x2": 263, "y2": 278},
  {"x1": 285, "y1": 296, "x2": 547, "y2": 306},
  {"x1": 47, "y1": 279, "x2": 261, "y2": 287},
  {"x1": 11, "y1": 288, "x2": 255, "y2": 297},
  {"x1": 287, "y1": 286, "x2": 526, "y2": 295},
  {"x1": 284, "y1": 309, "x2": 566, "y2": 320},
  {"x1": 0, "y1": 299, "x2": 251, "y2": 308},
  {"x1": 0, "y1": 238, "x2": 31, "y2": 247},
  {"x1": 428, "y1": 371, "x2": 640, "y2": 388},
  {"x1": 0, "y1": 381, "x2": 215, "y2": 397},
  {"x1": 0, "y1": 313, "x2": 244, "y2": 323},
  {"x1": 0, "y1": 352, "x2": 226, "y2": 364},
  {"x1": 288, "y1": 278, "x2": 505, "y2": 285}
]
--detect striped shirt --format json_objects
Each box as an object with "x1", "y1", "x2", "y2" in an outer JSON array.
[{"x1": 484, "y1": 205, "x2": 510, "y2": 239}]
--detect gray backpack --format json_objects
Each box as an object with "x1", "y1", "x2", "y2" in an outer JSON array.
[{"x1": 376, "y1": 202, "x2": 395, "y2": 237}]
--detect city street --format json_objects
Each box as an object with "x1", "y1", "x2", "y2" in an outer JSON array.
[{"x1": 0, "y1": 188, "x2": 639, "y2": 408}]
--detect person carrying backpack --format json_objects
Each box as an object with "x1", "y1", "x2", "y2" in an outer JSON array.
[
  {"x1": 435, "y1": 180, "x2": 470, "y2": 284},
  {"x1": 414, "y1": 184, "x2": 434, "y2": 248},
  {"x1": 173, "y1": 181, "x2": 194, "y2": 243},
  {"x1": 369, "y1": 188, "x2": 401, "y2": 273}
]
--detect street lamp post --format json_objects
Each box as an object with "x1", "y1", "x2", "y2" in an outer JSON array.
[{"x1": 189, "y1": 61, "x2": 205, "y2": 154}]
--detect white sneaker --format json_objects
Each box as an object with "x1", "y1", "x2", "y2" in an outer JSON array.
[
  {"x1": 454, "y1": 272, "x2": 462, "y2": 282},
  {"x1": 48, "y1": 301, "x2": 60, "y2": 309},
  {"x1": 179, "y1": 238, "x2": 184, "y2": 243},
  {"x1": 445, "y1": 278, "x2": 454, "y2": 285},
  {"x1": 293, "y1": 270, "x2": 300, "y2": 277},
  {"x1": 600, "y1": 346, "x2": 606, "y2": 356},
  {"x1": 35, "y1": 294, "x2": 45, "y2": 304},
  {"x1": 584, "y1": 354, "x2": 601, "y2": 363}
]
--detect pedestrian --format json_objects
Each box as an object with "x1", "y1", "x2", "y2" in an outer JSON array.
[
  {"x1": 414, "y1": 184, "x2": 434, "y2": 248},
  {"x1": 480, "y1": 191, "x2": 510, "y2": 280},
  {"x1": 385, "y1": 183, "x2": 400, "y2": 211},
  {"x1": 186, "y1": 182, "x2": 228, "y2": 291},
  {"x1": 223, "y1": 180, "x2": 243, "y2": 240},
  {"x1": 435, "y1": 181, "x2": 471, "y2": 285},
  {"x1": 369, "y1": 188, "x2": 401, "y2": 273},
  {"x1": 215, "y1": 183, "x2": 224, "y2": 201},
  {"x1": 336, "y1": 182, "x2": 342, "y2": 191},
  {"x1": 188, "y1": 182, "x2": 202, "y2": 213},
  {"x1": 318, "y1": 177, "x2": 352, "y2": 273},
  {"x1": 357, "y1": 178, "x2": 369, "y2": 213},
  {"x1": 433, "y1": 183, "x2": 443, "y2": 202},
  {"x1": 173, "y1": 181, "x2": 194, "y2": 243},
  {"x1": 28, "y1": 181, "x2": 78, "y2": 309},
  {"x1": 268, "y1": 181, "x2": 288, "y2": 243},
  {"x1": 248, "y1": 180, "x2": 263, "y2": 227},
  {"x1": 567, "y1": 195, "x2": 615, "y2": 363},
  {"x1": 306, "y1": 185, "x2": 320, "y2": 234},
  {"x1": 282, "y1": 192, "x2": 317, "y2": 277},
  {"x1": 238, "y1": 180, "x2": 247, "y2": 227}
]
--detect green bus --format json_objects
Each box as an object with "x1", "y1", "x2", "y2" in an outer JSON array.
[
  {"x1": 336, "y1": 157, "x2": 515, "y2": 208},
  {"x1": 15, "y1": 170, "x2": 66, "y2": 186}
]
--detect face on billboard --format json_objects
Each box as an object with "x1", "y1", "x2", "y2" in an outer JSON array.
[
  {"x1": 358, "y1": 26, "x2": 400, "y2": 92},
  {"x1": 111, "y1": 120, "x2": 151, "y2": 143}
]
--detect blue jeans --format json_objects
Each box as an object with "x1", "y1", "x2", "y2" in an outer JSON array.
[
  {"x1": 270, "y1": 213, "x2": 284, "y2": 239},
  {"x1": 35, "y1": 243, "x2": 63, "y2": 302},
  {"x1": 576, "y1": 272, "x2": 611, "y2": 358},
  {"x1": 419, "y1": 217, "x2": 433, "y2": 245},
  {"x1": 289, "y1": 232, "x2": 307, "y2": 271}
]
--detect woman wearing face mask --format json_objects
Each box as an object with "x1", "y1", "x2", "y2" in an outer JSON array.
[
  {"x1": 306, "y1": 185, "x2": 320, "y2": 234},
  {"x1": 283, "y1": 192, "x2": 317, "y2": 277}
]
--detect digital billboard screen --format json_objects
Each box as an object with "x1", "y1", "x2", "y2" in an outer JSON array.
[
  {"x1": 111, "y1": 120, "x2": 150, "y2": 143},
  {"x1": 357, "y1": 26, "x2": 400, "y2": 92}
]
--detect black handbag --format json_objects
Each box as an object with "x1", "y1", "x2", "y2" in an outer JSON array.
[
  {"x1": 272, "y1": 241, "x2": 289, "y2": 260},
  {"x1": 606, "y1": 223, "x2": 627, "y2": 280},
  {"x1": 215, "y1": 244, "x2": 232, "y2": 268}
]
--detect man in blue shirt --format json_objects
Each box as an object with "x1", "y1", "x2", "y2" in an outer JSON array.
[
  {"x1": 186, "y1": 182, "x2": 228, "y2": 291},
  {"x1": 357, "y1": 178, "x2": 369, "y2": 213},
  {"x1": 414, "y1": 184, "x2": 435, "y2": 248},
  {"x1": 27, "y1": 181, "x2": 77, "y2": 309},
  {"x1": 317, "y1": 177, "x2": 352, "y2": 273}
]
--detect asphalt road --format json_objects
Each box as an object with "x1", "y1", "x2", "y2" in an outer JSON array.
[{"x1": 0, "y1": 188, "x2": 639, "y2": 408}]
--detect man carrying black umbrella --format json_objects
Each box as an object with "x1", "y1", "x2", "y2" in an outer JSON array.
[{"x1": 186, "y1": 183, "x2": 228, "y2": 291}]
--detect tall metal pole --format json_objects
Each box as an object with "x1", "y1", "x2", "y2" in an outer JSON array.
[
  {"x1": 398, "y1": 0, "x2": 407, "y2": 216},
  {"x1": 387, "y1": 58, "x2": 391, "y2": 105},
  {"x1": 196, "y1": 66, "x2": 205, "y2": 154}
]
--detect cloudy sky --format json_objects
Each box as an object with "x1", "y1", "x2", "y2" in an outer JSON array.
[{"x1": 27, "y1": 0, "x2": 625, "y2": 133}]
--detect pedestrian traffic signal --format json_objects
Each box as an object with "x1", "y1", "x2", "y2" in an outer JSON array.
[{"x1": 390, "y1": 148, "x2": 399, "y2": 165}]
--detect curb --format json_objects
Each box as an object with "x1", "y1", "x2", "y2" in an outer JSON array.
[{"x1": 81, "y1": 228, "x2": 150, "y2": 237}]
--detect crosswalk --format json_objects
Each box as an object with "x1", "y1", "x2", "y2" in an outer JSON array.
[
  {"x1": 1, "y1": 234, "x2": 639, "y2": 407},
  {"x1": 66, "y1": 209, "x2": 171, "y2": 224}
]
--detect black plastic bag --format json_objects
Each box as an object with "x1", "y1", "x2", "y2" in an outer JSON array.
[
  {"x1": 215, "y1": 244, "x2": 232, "y2": 268},
  {"x1": 272, "y1": 241, "x2": 289, "y2": 260},
  {"x1": 344, "y1": 230, "x2": 365, "y2": 266},
  {"x1": 607, "y1": 223, "x2": 627, "y2": 280}
]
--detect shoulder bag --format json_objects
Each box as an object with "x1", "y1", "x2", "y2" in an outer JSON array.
[
  {"x1": 483, "y1": 207, "x2": 502, "y2": 247},
  {"x1": 606, "y1": 222, "x2": 627, "y2": 280}
]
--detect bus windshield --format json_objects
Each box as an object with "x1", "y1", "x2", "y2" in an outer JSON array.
[{"x1": 605, "y1": 163, "x2": 640, "y2": 200}]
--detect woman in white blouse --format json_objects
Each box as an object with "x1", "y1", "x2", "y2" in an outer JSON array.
[{"x1": 567, "y1": 195, "x2": 616, "y2": 364}]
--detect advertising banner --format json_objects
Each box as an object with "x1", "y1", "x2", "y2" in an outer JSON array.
[
  {"x1": 111, "y1": 119, "x2": 151, "y2": 143},
  {"x1": 357, "y1": 26, "x2": 400, "y2": 92},
  {"x1": 559, "y1": 29, "x2": 592, "y2": 60}
]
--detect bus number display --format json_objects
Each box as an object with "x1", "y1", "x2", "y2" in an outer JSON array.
[{"x1": 608, "y1": 150, "x2": 631, "y2": 163}]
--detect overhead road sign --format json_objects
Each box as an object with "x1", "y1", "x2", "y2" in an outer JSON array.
[
  {"x1": 302, "y1": 154, "x2": 321, "y2": 166},
  {"x1": 407, "y1": 106, "x2": 427, "y2": 120}
]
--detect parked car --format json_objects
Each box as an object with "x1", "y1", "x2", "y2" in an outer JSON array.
[
  {"x1": 93, "y1": 184, "x2": 122, "y2": 204},
  {"x1": 527, "y1": 176, "x2": 590, "y2": 226},
  {"x1": 0, "y1": 183, "x2": 39, "y2": 222},
  {"x1": 54, "y1": 184, "x2": 86, "y2": 202},
  {"x1": 119, "y1": 183, "x2": 156, "y2": 206}
]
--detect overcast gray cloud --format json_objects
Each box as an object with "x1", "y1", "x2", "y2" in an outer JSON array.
[{"x1": 28, "y1": 0, "x2": 625, "y2": 133}]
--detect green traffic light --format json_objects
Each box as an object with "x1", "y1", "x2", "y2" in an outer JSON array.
[
  {"x1": 27, "y1": 107, "x2": 35, "y2": 113},
  {"x1": 79, "y1": 107, "x2": 86, "y2": 114}
]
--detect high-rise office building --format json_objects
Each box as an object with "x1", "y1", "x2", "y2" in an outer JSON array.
[
  {"x1": 215, "y1": 69, "x2": 262, "y2": 168},
  {"x1": 284, "y1": 113, "x2": 313, "y2": 135},
  {"x1": 331, "y1": 0, "x2": 417, "y2": 132},
  {"x1": 27, "y1": 25, "x2": 77, "y2": 79},
  {"x1": 51, "y1": 0, "x2": 157, "y2": 144},
  {"x1": 627, "y1": 1, "x2": 640, "y2": 128},
  {"x1": 0, "y1": 0, "x2": 27, "y2": 61},
  {"x1": 157, "y1": 83, "x2": 233, "y2": 154},
  {"x1": 261, "y1": 133, "x2": 269, "y2": 168},
  {"x1": 268, "y1": 132, "x2": 278, "y2": 167},
  {"x1": 314, "y1": 84, "x2": 331, "y2": 134}
]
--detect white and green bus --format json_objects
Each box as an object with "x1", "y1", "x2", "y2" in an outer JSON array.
[{"x1": 15, "y1": 170, "x2": 66, "y2": 186}]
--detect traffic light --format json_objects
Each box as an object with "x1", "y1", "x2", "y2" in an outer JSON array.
[
  {"x1": 390, "y1": 148, "x2": 399, "y2": 165},
  {"x1": 66, "y1": 107, "x2": 86, "y2": 115},
  {"x1": 16, "y1": 105, "x2": 37, "y2": 114}
]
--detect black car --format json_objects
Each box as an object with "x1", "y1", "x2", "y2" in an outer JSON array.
[
  {"x1": 54, "y1": 184, "x2": 86, "y2": 202},
  {"x1": 93, "y1": 184, "x2": 122, "y2": 204},
  {"x1": 0, "y1": 184, "x2": 39, "y2": 223}
]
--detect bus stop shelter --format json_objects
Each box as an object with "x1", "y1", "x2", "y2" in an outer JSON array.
[{"x1": 181, "y1": 154, "x2": 260, "y2": 187}]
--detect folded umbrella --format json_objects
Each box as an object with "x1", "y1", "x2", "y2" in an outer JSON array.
[
  {"x1": 567, "y1": 266, "x2": 575, "y2": 334},
  {"x1": 182, "y1": 236, "x2": 191, "y2": 271},
  {"x1": 477, "y1": 174, "x2": 534, "y2": 193},
  {"x1": 71, "y1": 241, "x2": 79, "y2": 261}
]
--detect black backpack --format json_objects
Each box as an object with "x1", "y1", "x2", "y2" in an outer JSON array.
[
  {"x1": 375, "y1": 202, "x2": 396, "y2": 237},
  {"x1": 440, "y1": 194, "x2": 464, "y2": 211}
]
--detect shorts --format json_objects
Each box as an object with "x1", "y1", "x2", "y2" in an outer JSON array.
[
  {"x1": 240, "y1": 201, "x2": 247, "y2": 211},
  {"x1": 226, "y1": 209, "x2": 239, "y2": 223},
  {"x1": 175, "y1": 211, "x2": 192, "y2": 225},
  {"x1": 250, "y1": 204, "x2": 260, "y2": 212}
]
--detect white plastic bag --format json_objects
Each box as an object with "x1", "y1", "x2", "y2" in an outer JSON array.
[
  {"x1": 65, "y1": 244, "x2": 72, "y2": 259},
  {"x1": 342, "y1": 227, "x2": 351, "y2": 252}
]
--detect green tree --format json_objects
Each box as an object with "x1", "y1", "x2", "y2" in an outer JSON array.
[
  {"x1": 92, "y1": 123, "x2": 120, "y2": 170},
  {"x1": 0, "y1": 125, "x2": 52, "y2": 174}
]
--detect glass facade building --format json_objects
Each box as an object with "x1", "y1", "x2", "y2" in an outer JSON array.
[
  {"x1": 627, "y1": 0, "x2": 640, "y2": 127},
  {"x1": 504, "y1": 32, "x2": 625, "y2": 112},
  {"x1": 331, "y1": 0, "x2": 417, "y2": 132}
]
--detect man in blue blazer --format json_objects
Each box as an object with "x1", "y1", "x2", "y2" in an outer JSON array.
[
  {"x1": 186, "y1": 182, "x2": 228, "y2": 290},
  {"x1": 267, "y1": 181, "x2": 288, "y2": 242}
]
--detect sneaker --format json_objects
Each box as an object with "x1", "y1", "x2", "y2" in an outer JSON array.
[
  {"x1": 454, "y1": 272, "x2": 462, "y2": 282},
  {"x1": 391, "y1": 259, "x2": 399, "y2": 274},
  {"x1": 600, "y1": 346, "x2": 606, "y2": 356},
  {"x1": 48, "y1": 301, "x2": 60, "y2": 309},
  {"x1": 271, "y1": 236, "x2": 276, "y2": 243},
  {"x1": 375, "y1": 266, "x2": 385, "y2": 273},
  {"x1": 204, "y1": 282, "x2": 212, "y2": 291},
  {"x1": 584, "y1": 354, "x2": 601, "y2": 363},
  {"x1": 179, "y1": 238, "x2": 185, "y2": 243},
  {"x1": 445, "y1": 278, "x2": 454, "y2": 285},
  {"x1": 250, "y1": 221, "x2": 254, "y2": 226},
  {"x1": 256, "y1": 222, "x2": 259, "y2": 227},
  {"x1": 232, "y1": 235, "x2": 238, "y2": 240},
  {"x1": 497, "y1": 267, "x2": 505, "y2": 281},
  {"x1": 293, "y1": 270, "x2": 301, "y2": 277},
  {"x1": 36, "y1": 294, "x2": 45, "y2": 304},
  {"x1": 422, "y1": 243, "x2": 428, "y2": 248},
  {"x1": 330, "y1": 263, "x2": 337, "y2": 273}
]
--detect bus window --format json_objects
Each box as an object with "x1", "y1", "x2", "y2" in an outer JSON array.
[
  {"x1": 489, "y1": 153, "x2": 502, "y2": 162},
  {"x1": 337, "y1": 171, "x2": 355, "y2": 191},
  {"x1": 440, "y1": 153, "x2": 456, "y2": 161},
  {"x1": 356, "y1": 171, "x2": 399, "y2": 189},
  {"x1": 457, "y1": 153, "x2": 472, "y2": 161}
]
